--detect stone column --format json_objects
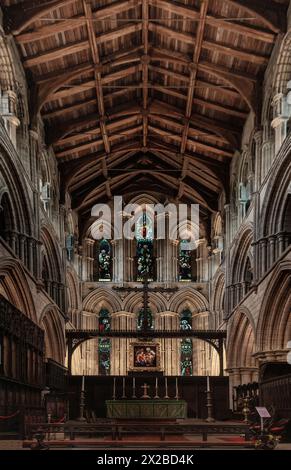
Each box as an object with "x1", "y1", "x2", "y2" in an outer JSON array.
[
  {"x1": 170, "y1": 240, "x2": 179, "y2": 282},
  {"x1": 253, "y1": 130, "x2": 262, "y2": 191},
  {"x1": 271, "y1": 93, "x2": 290, "y2": 155}
]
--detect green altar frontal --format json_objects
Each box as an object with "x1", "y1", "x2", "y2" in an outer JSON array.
[{"x1": 106, "y1": 400, "x2": 187, "y2": 419}]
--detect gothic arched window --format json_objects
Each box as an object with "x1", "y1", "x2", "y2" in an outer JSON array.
[
  {"x1": 136, "y1": 212, "x2": 154, "y2": 281},
  {"x1": 94, "y1": 239, "x2": 112, "y2": 281},
  {"x1": 179, "y1": 240, "x2": 192, "y2": 281},
  {"x1": 180, "y1": 310, "x2": 193, "y2": 376},
  {"x1": 137, "y1": 308, "x2": 154, "y2": 331},
  {"x1": 98, "y1": 309, "x2": 111, "y2": 375}
]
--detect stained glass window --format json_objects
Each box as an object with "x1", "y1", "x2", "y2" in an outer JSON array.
[
  {"x1": 180, "y1": 310, "x2": 193, "y2": 376},
  {"x1": 98, "y1": 309, "x2": 111, "y2": 375},
  {"x1": 136, "y1": 212, "x2": 154, "y2": 281},
  {"x1": 179, "y1": 240, "x2": 192, "y2": 281},
  {"x1": 137, "y1": 308, "x2": 154, "y2": 331},
  {"x1": 98, "y1": 239, "x2": 112, "y2": 281}
]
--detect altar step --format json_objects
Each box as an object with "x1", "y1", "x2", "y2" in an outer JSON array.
[{"x1": 23, "y1": 438, "x2": 255, "y2": 449}]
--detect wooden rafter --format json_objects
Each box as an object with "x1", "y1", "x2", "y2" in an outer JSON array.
[
  {"x1": 148, "y1": 0, "x2": 276, "y2": 42},
  {"x1": 180, "y1": 0, "x2": 208, "y2": 156},
  {"x1": 4, "y1": 0, "x2": 283, "y2": 213},
  {"x1": 142, "y1": 0, "x2": 149, "y2": 148},
  {"x1": 83, "y1": 0, "x2": 110, "y2": 154},
  {"x1": 148, "y1": 23, "x2": 269, "y2": 65}
]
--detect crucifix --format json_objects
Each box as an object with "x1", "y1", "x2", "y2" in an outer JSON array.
[
  {"x1": 141, "y1": 382, "x2": 150, "y2": 399},
  {"x1": 114, "y1": 273, "x2": 177, "y2": 334}
]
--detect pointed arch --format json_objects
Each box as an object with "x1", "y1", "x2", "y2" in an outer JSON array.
[
  {"x1": 169, "y1": 288, "x2": 209, "y2": 314},
  {"x1": 83, "y1": 287, "x2": 122, "y2": 314},
  {"x1": 0, "y1": 257, "x2": 36, "y2": 322},
  {"x1": 256, "y1": 260, "x2": 291, "y2": 355},
  {"x1": 40, "y1": 304, "x2": 66, "y2": 364}
]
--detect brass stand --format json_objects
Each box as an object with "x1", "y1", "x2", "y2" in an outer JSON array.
[
  {"x1": 242, "y1": 397, "x2": 250, "y2": 423},
  {"x1": 205, "y1": 390, "x2": 215, "y2": 422},
  {"x1": 77, "y1": 389, "x2": 86, "y2": 422}
]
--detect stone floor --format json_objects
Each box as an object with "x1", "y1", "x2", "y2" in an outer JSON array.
[{"x1": 0, "y1": 439, "x2": 290, "y2": 451}]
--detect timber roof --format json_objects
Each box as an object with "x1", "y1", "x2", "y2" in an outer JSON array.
[{"x1": 2, "y1": 0, "x2": 288, "y2": 222}]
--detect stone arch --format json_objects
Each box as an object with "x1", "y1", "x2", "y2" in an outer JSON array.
[
  {"x1": 260, "y1": 143, "x2": 291, "y2": 238},
  {"x1": 211, "y1": 270, "x2": 225, "y2": 329},
  {"x1": 40, "y1": 225, "x2": 63, "y2": 283},
  {"x1": 273, "y1": 31, "x2": 291, "y2": 96},
  {"x1": 231, "y1": 225, "x2": 253, "y2": 284},
  {"x1": 66, "y1": 267, "x2": 81, "y2": 325},
  {"x1": 169, "y1": 288, "x2": 209, "y2": 313},
  {"x1": 123, "y1": 291, "x2": 167, "y2": 314},
  {"x1": 256, "y1": 260, "x2": 291, "y2": 359},
  {"x1": 40, "y1": 305, "x2": 65, "y2": 365},
  {"x1": 0, "y1": 257, "x2": 36, "y2": 322},
  {"x1": 227, "y1": 307, "x2": 257, "y2": 386},
  {"x1": 0, "y1": 33, "x2": 16, "y2": 92},
  {"x1": 0, "y1": 142, "x2": 34, "y2": 237},
  {"x1": 82, "y1": 287, "x2": 122, "y2": 314}
]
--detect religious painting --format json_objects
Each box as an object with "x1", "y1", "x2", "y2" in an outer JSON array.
[{"x1": 129, "y1": 342, "x2": 161, "y2": 372}]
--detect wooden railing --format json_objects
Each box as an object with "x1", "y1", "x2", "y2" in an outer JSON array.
[
  {"x1": 260, "y1": 374, "x2": 291, "y2": 418},
  {"x1": 24, "y1": 421, "x2": 250, "y2": 442}
]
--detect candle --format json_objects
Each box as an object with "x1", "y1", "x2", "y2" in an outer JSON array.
[
  {"x1": 81, "y1": 374, "x2": 85, "y2": 392},
  {"x1": 133, "y1": 377, "x2": 135, "y2": 389},
  {"x1": 122, "y1": 377, "x2": 126, "y2": 398},
  {"x1": 113, "y1": 377, "x2": 116, "y2": 399},
  {"x1": 207, "y1": 375, "x2": 210, "y2": 392},
  {"x1": 165, "y1": 377, "x2": 168, "y2": 398},
  {"x1": 175, "y1": 377, "x2": 178, "y2": 399},
  {"x1": 155, "y1": 377, "x2": 158, "y2": 389}
]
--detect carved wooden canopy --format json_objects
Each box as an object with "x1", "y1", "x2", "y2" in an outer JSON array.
[{"x1": 2, "y1": 0, "x2": 288, "y2": 227}]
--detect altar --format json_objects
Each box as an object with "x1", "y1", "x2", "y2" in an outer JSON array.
[{"x1": 106, "y1": 399, "x2": 187, "y2": 419}]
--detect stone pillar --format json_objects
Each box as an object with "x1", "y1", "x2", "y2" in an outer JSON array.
[
  {"x1": 28, "y1": 238, "x2": 34, "y2": 273},
  {"x1": 112, "y1": 239, "x2": 123, "y2": 283},
  {"x1": 157, "y1": 312, "x2": 179, "y2": 376},
  {"x1": 253, "y1": 130, "x2": 262, "y2": 190},
  {"x1": 1, "y1": 90, "x2": 20, "y2": 147},
  {"x1": 271, "y1": 93, "x2": 290, "y2": 154},
  {"x1": 170, "y1": 240, "x2": 178, "y2": 282}
]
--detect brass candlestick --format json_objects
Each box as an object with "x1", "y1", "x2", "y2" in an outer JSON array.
[{"x1": 242, "y1": 397, "x2": 250, "y2": 423}]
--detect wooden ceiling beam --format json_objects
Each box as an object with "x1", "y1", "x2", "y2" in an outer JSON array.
[
  {"x1": 181, "y1": 0, "x2": 208, "y2": 155},
  {"x1": 5, "y1": 0, "x2": 76, "y2": 35},
  {"x1": 96, "y1": 22, "x2": 143, "y2": 44},
  {"x1": 23, "y1": 24, "x2": 143, "y2": 69},
  {"x1": 16, "y1": 15, "x2": 86, "y2": 43},
  {"x1": 150, "y1": 113, "x2": 230, "y2": 146},
  {"x1": 23, "y1": 40, "x2": 90, "y2": 68},
  {"x1": 150, "y1": 46, "x2": 257, "y2": 81},
  {"x1": 83, "y1": 0, "x2": 110, "y2": 153},
  {"x1": 150, "y1": 99, "x2": 240, "y2": 148},
  {"x1": 54, "y1": 111, "x2": 140, "y2": 146},
  {"x1": 149, "y1": 0, "x2": 276, "y2": 42},
  {"x1": 152, "y1": 85, "x2": 247, "y2": 119},
  {"x1": 149, "y1": 22, "x2": 269, "y2": 64},
  {"x1": 40, "y1": 51, "x2": 141, "y2": 106},
  {"x1": 55, "y1": 116, "x2": 141, "y2": 158},
  {"x1": 43, "y1": 97, "x2": 97, "y2": 119},
  {"x1": 148, "y1": 124, "x2": 232, "y2": 159},
  {"x1": 6, "y1": 0, "x2": 142, "y2": 36},
  {"x1": 142, "y1": 0, "x2": 149, "y2": 148},
  {"x1": 225, "y1": 0, "x2": 285, "y2": 33},
  {"x1": 47, "y1": 113, "x2": 100, "y2": 145},
  {"x1": 102, "y1": 65, "x2": 142, "y2": 85},
  {"x1": 93, "y1": 0, "x2": 142, "y2": 20}
]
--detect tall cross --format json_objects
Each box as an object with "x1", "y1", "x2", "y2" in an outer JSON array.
[
  {"x1": 141, "y1": 274, "x2": 150, "y2": 332},
  {"x1": 141, "y1": 382, "x2": 150, "y2": 398}
]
